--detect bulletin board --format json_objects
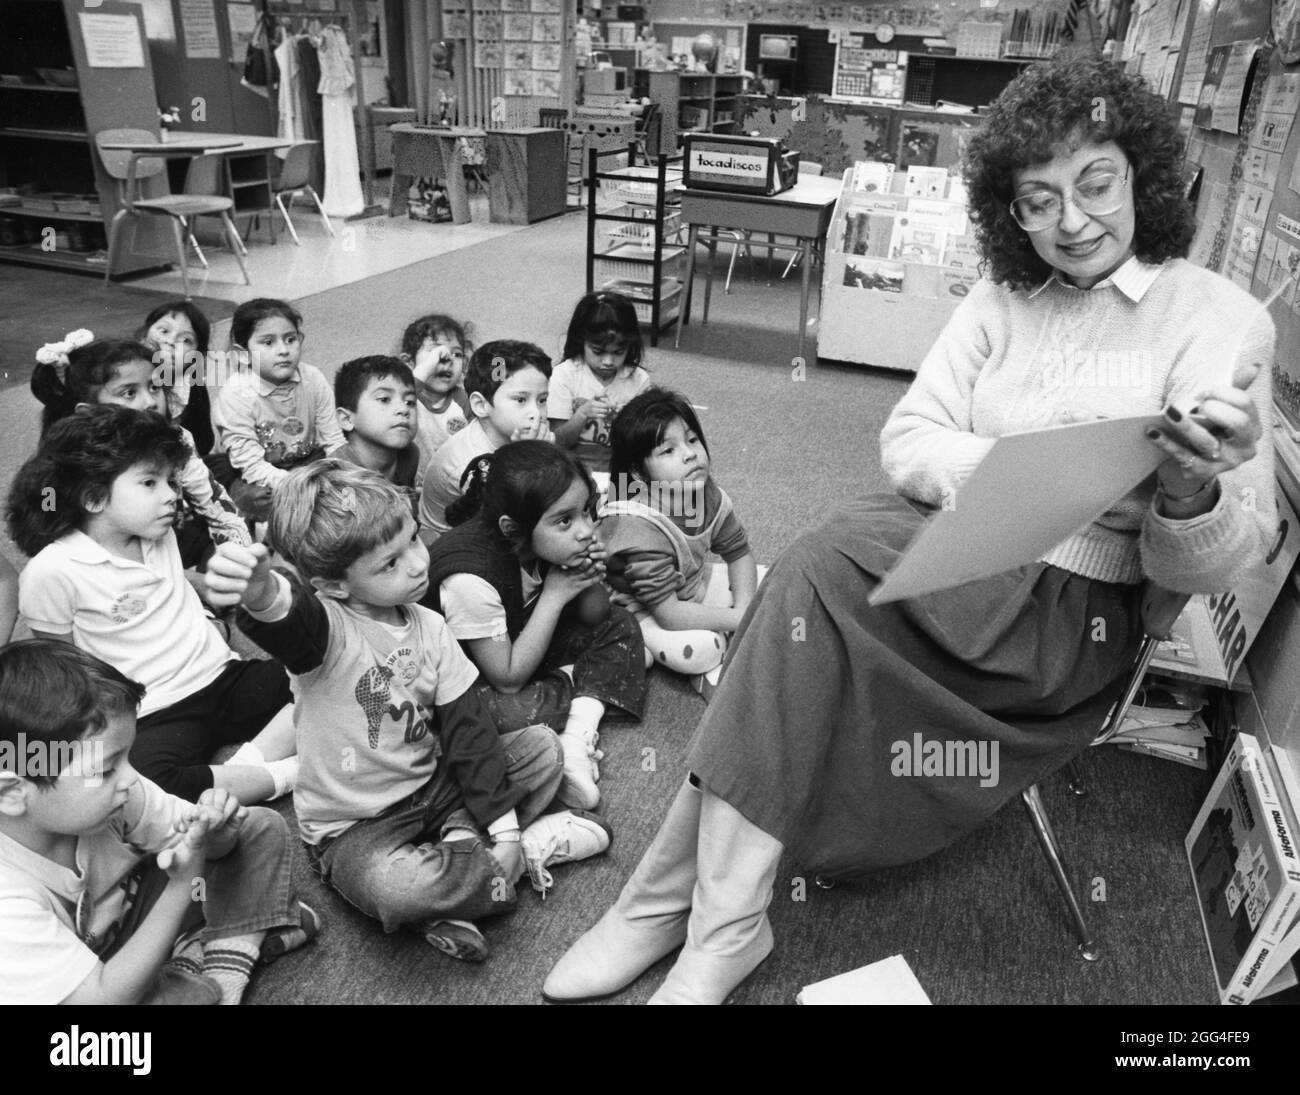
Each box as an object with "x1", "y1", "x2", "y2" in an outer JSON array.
[{"x1": 1165, "y1": 0, "x2": 1300, "y2": 504}]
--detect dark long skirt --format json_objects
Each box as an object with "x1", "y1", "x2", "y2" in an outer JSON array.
[{"x1": 687, "y1": 494, "x2": 1145, "y2": 878}]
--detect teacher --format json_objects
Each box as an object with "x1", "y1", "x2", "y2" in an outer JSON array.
[{"x1": 545, "y1": 56, "x2": 1277, "y2": 1004}]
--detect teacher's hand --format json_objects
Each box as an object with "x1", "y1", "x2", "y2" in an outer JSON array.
[{"x1": 1147, "y1": 362, "x2": 1263, "y2": 500}]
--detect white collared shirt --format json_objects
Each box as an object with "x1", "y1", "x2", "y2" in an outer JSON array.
[
  {"x1": 1028, "y1": 254, "x2": 1165, "y2": 302},
  {"x1": 18, "y1": 530, "x2": 234, "y2": 716}
]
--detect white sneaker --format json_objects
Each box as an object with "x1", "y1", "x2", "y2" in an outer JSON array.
[
  {"x1": 557, "y1": 730, "x2": 601, "y2": 810},
  {"x1": 522, "y1": 809, "x2": 613, "y2": 895}
]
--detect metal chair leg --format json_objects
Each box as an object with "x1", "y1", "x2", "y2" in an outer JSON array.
[
  {"x1": 104, "y1": 209, "x2": 130, "y2": 285},
  {"x1": 220, "y1": 212, "x2": 251, "y2": 285},
  {"x1": 308, "y1": 186, "x2": 336, "y2": 237},
  {"x1": 1066, "y1": 758, "x2": 1088, "y2": 796},
  {"x1": 166, "y1": 216, "x2": 191, "y2": 300},
  {"x1": 1021, "y1": 783, "x2": 1100, "y2": 961},
  {"x1": 184, "y1": 217, "x2": 209, "y2": 269},
  {"x1": 276, "y1": 194, "x2": 302, "y2": 246}
]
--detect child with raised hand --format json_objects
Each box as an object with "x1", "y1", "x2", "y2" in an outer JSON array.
[
  {"x1": 426, "y1": 441, "x2": 646, "y2": 814},
  {"x1": 604, "y1": 387, "x2": 763, "y2": 699},
  {"x1": 210, "y1": 297, "x2": 346, "y2": 524},
  {"x1": 418, "y1": 339, "x2": 554, "y2": 544},
  {"x1": 0, "y1": 640, "x2": 317, "y2": 1005},
  {"x1": 204, "y1": 460, "x2": 612, "y2": 957},
  {"x1": 30, "y1": 336, "x2": 250, "y2": 571},
  {"x1": 399, "y1": 313, "x2": 473, "y2": 483},
  {"x1": 549, "y1": 291, "x2": 651, "y2": 477},
  {"x1": 333, "y1": 355, "x2": 421, "y2": 488},
  {"x1": 137, "y1": 299, "x2": 216, "y2": 456},
  {"x1": 7, "y1": 406, "x2": 297, "y2": 804}
]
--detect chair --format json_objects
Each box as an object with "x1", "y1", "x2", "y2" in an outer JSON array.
[
  {"x1": 96, "y1": 129, "x2": 249, "y2": 299},
  {"x1": 1018, "y1": 581, "x2": 1191, "y2": 960},
  {"x1": 723, "y1": 159, "x2": 824, "y2": 294},
  {"x1": 815, "y1": 580, "x2": 1192, "y2": 963},
  {"x1": 269, "y1": 141, "x2": 334, "y2": 246},
  {"x1": 631, "y1": 102, "x2": 662, "y2": 166}
]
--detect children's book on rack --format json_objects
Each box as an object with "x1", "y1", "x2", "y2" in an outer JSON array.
[
  {"x1": 820, "y1": 161, "x2": 980, "y2": 371},
  {"x1": 1186, "y1": 732, "x2": 1300, "y2": 1004}
]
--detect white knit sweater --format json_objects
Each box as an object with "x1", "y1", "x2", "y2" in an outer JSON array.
[{"x1": 880, "y1": 257, "x2": 1276, "y2": 594}]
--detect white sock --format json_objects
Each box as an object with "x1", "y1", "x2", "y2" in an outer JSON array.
[
  {"x1": 226, "y1": 742, "x2": 267, "y2": 767},
  {"x1": 265, "y1": 756, "x2": 298, "y2": 798},
  {"x1": 564, "y1": 696, "x2": 604, "y2": 750}
]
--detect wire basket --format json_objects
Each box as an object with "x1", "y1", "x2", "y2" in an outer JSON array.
[
  {"x1": 955, "y1": 21, "x2": 1003, "y2": 59},
  {"x1": 597, "y1": 166, "x2": 683, "y2": 207}
]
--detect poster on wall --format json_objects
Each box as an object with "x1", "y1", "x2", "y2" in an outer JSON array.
[
  {"x1": 78, "y1": 12, "x2": 146, "y2": 67},
  {"x1": 179, "y1": 0, "x2": 221, "y2": 60},
  {"x1": 1179, "y1": 0, "x2": 1218, "y2": 103},
  {"x1": 225, "y1": 2, "x2": 257, "y2": 65}
]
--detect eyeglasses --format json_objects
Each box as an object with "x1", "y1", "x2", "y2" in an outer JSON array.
[{"x1": 1009, "y1": 167, "x2": 1130, "y2": 232}]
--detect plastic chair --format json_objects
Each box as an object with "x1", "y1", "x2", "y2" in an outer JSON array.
[
  {"x1": 270, "y1": 141, "x2": 334, "y2": 245},
  {"x1": 815, "y1": 580, "x2": 1192, "y2": 962},
  {"x1": 96, "y1": 129, "x2": 249, "y2": 298}
]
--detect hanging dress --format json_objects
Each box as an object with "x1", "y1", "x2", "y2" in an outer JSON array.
[{"x1": 317, "y1": 25, "x2": 364, "y2": 217}]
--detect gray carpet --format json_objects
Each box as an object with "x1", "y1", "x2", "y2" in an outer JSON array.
[
  {"x1": 229, "y1": 210, "x2": 1229, "y2": 1005},
  {"x1": 0, "y1": 266, "x2": 233, "y2": 393}
]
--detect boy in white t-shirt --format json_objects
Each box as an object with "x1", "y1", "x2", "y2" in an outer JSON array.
[
  {"x1": 418, "y1": 340, "x2": 555, "y2": 545},
  {"x1": 205, "y1": 460, "x2": 612, "y2": 962},
  {"x1": 0, "y1": 641, "x2": 316, "y2": 1005}
]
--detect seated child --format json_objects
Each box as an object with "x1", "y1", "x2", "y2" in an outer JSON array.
[
  {"x1": 204, "y1": 461, "x2": 612, "y2": 959},
  {"x1": 426, "y1": 441, "x2": 647, "y2": 811},
  {"x1": 548, "y1": 291, "x2": 651, "y2": 478},
  {"x1": 399, "y1": 313, "x2": 473, "y2": 487},
  {"x1": 9, "y1": 406, "x2": 297, "y2": 804},
  {"x1": 333, "y1": 355, "x2": 421, "y2": 488},
  {"x1": 137, "y1": 299, "x2": 217, "y2": 456},
  {"x1": 210, "y1": 298, "x2": 346, "y2": 524},
  {"x1": 604, "y1": 387, "x2": 763, "y2": 698},
  {"x1": 30, "y1": 336, "x2": 250, "y2": 572},
  {"x1": 418, "y1": 339, "x2": 553, "y2": 544},
  {"x1": 0, "y1": 640, "x2": 316, "y2": 1005}
]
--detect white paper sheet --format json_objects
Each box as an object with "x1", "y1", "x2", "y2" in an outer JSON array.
[{"x1": 869, "y1": 415, "x2": 1166, "y2": 605}]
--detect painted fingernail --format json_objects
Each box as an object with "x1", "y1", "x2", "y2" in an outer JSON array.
[
  {"x1": 1146, "y1": 428, "x2": 1162, "y2": 440},
  {"x1": 1164, "y1": 405, "x2": 1183, "y2": 422}
]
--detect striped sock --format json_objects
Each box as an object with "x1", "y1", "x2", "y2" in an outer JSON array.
[
  {"x1": 203, "y1": 937, "x2": 262, "y2": 1005},
  {"x1": 165, "y1": 931, "x2": 204, "y2": 978}
]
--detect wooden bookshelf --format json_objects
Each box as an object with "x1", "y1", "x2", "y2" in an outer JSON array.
[
  {"x1": 0, "y1": 0, "x2": 169, "y2": 276},
  {"x1": 648, "y1": 71, "x2": 746, "y2": 155}
]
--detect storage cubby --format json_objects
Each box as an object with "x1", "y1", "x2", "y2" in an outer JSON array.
[{"x1": 586, "y1": 146, "x2": 685, "y2": 346}]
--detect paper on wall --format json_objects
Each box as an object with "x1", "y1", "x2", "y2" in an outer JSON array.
[{"x1": 78, "y1": 12, "x2": 146, "y2": 67}]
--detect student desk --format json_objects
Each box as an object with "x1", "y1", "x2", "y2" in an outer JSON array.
[
  {"x1": 673, "y1": 174, "x2": 841, "y2": 362},
  {"x1": 387, "y1": 124, "x2": 486, "y2": 225},
  {"x1": 165, "y1": 132, "x2": 300, "y2": 239}
]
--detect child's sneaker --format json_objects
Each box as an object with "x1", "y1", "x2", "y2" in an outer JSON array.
[
  {"x1": 259, "y1": 901, "x2": 322, "y2": 964},
  {"x1": 557, "y1": 729, "x2": 601, "y2": 810},
  {"x1": 690, "y1": 663, "x2": 724, "y2": 703},
  {"x1": 423, "y1": 918, "x2": 489, "y2": 962},
  {"x1": 521, "y1": 809, "x2": 613, "y2": 896}
]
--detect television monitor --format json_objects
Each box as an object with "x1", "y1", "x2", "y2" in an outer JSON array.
[{"x1": 759, "y1": 34, "x2": 797, "y2": 60}]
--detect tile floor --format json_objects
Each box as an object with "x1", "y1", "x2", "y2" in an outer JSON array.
[{"x1": 126, "y1": 191, "x2": 532, "y2": 303}]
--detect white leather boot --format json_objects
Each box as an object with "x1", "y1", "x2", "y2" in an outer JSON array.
[
  {"x1": 647, "y1": 790, "x2": 782, "y2": 1005},
  {"x1": 543, "y1": 779, "x2": 703, "y2": 1001}
]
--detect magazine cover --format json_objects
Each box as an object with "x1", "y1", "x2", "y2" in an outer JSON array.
[{"x1": 1186, "y1": 732, "x2": 1300, "y2": 1004}]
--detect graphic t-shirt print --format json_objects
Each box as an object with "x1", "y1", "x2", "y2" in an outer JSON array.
[
  {"x1": 572, "y1": 397, "x2": 615, "y2": 446},
  {"x1": 255, "y1": 413, "x2": 314, "y2": 467},
  {"x1": 352, "y1": 645, "x2": 437, "y2": 751},
  {"x1": 110, "y1": 592, "x2": 148, "y2": 625}
]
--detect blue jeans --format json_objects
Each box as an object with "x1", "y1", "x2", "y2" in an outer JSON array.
[
  {"x1": 306, "y1": 725, "x2": 562, "y2": 930},
  {"x1": 105, "y1": 806, "x2": 302, "y2": 1002}
]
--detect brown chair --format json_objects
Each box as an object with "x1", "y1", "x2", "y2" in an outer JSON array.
[
  {"x1": 270, "y1": 141, "x2": 334, "y2": 245},
  {"x1": 95, "y1": 128, "x2": 249, "y2": 299}
]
